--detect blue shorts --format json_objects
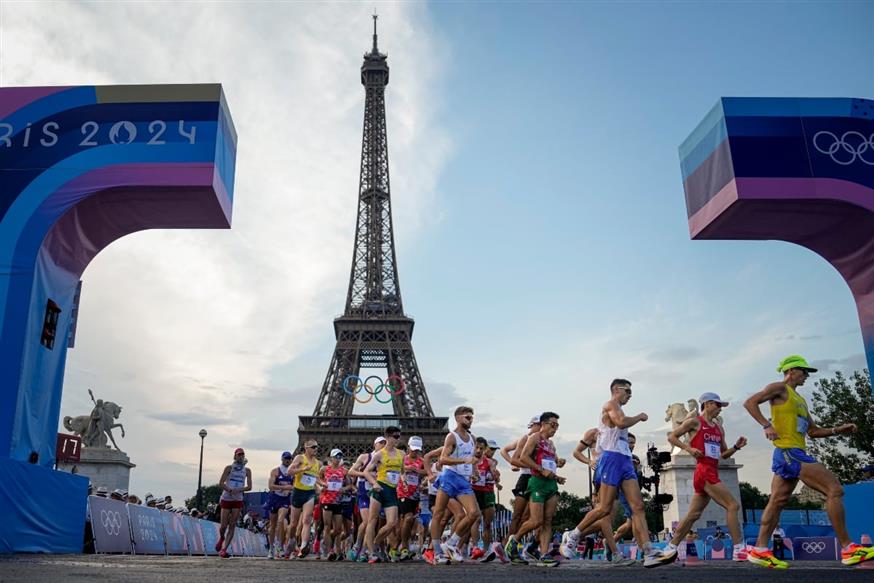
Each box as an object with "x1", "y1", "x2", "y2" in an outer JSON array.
[
  {"x1": 357, "y1": 481, "x2": 371, "y2": 509},
  {"x1": 439, "y1": 470, "x2": 474, "y2": 498},
  {"x1": 342, "y1": 500, "x2": 354, "y2": 520},
  {"x1": 772, "y1": 448, "x2": 817, "y2": 480},
  {"x1": 598, "y1": 451, "x2": 637, "y2": 487},
  {"x1": 593, "y1": 459, "x2": 602, "y2": 489},
  {"x1": 420, "y1": 512, "x2": 432, "y2": 530},
  {"x1": 267, "y1": 492, "x2": 291, "y2": 513}
]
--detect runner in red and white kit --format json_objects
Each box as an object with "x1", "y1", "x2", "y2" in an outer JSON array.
[
  {"x1": 654, "y1": 392, "x2": 748, "y2": 565},
  {"x1": 471, "y1": 437, "x2": 504, "y2": 562},
  {"x1": 398, "y1": 436, "x2": 427, "y2": 561},
  {"x1": 216, "y1": 447, "x2": 252, "y2": 558},
  {"x1": 319, "y1": 448, "x2": 350, "y2": 560}
]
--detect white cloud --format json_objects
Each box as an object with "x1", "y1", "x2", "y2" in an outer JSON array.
[{"x1": 0, "y1": 1, "x2": 450, "y2": 501}]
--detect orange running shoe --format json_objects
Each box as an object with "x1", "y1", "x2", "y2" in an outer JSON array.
[
  {"x1": 747, "y1": 548, "x2": 788, "y2": 569},
  {"x1": 841, "y1": 543, "x2": 874, "y2": 566}
]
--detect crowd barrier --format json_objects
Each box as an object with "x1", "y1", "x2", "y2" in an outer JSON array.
[
  {"x1": 745, "y1": 509, "x2": 831, "y2": 526},
  {"x1": 89, "y1": 496, "x2": 267, "y2": 556}
]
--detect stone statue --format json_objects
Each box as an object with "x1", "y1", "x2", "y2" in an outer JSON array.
[
  {"x1": 63, "y1": 389, "x2": 126, "y2": 450},
  {"x1": 665, "y1": 399, "x2": 723, "y2": 452}
]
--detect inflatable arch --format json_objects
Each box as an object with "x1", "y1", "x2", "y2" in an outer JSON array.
[
  {"x1": 0, "y1": 84, "x2": 237, "y2": 551},
  {"x1": 680, "y1": 97, "x2": 874, "y2": 387}
]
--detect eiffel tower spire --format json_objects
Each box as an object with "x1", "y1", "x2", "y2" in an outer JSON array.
[{"x1": 298, "y1": 21, "x2": 447, "y2": 458}]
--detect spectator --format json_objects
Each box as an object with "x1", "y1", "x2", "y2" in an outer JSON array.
[
  {"x1": 95, "y1": 486, "x2": 108, "y2": 498},
  {"x1": 145, "y1": 494, "x2": 157, "y2": 508},
  {"x1": 715, "y1": 526, "x2": 725, "y2": 540},
  {"x1": 128, "y1": 495, "x2": 141, "y2": 505},
  {"x1": 861, "y1": 464, "x2": 874, "y2": 482},
  {"x1": 583, "y1": 534, "x2": 595, "y2": 560},
  {"x1": 773, "y1": 524, "x2": 786, "y2": 560}
]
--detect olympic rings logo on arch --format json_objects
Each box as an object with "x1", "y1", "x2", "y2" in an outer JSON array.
[
  {"x1": 812, "y1": 131, "x2": 874, "y2": 166},
  {"x1": 342, "y1": 374, "x2": 406, "y2": 404},
  {"x1": 801, "y1": 541, "x2": 826, "y2": 554},
  {"x1": 100, "y1": 509, "x2": 122, "y2": 536}
]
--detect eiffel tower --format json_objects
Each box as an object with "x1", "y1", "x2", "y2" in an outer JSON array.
[{"x1": 297, "y1": 17, "x2": 448, "y2": 458}]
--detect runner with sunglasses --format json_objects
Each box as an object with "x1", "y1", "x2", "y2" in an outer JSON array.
[
  {"x1": 286, "y1": 439, "x2": 321, "y2": 558},
  {"x1": 347, "y1": 436, "x2": 387, "y2": 561},
  {"x1": 319, "y1": 448, "x2": 349, "y2": 560},
  {"x1": 266, "y1": 451, "x2": 294, "y2": 559},
  {"x1": 500, "y1": 415, "x2": 541, "y2": 547},
  {"x1": 363, "y1": 426, "x2": 404, "y2": 563},
  {"x1": 398, "y1": 436, "x2": 427, "y2": 560}
]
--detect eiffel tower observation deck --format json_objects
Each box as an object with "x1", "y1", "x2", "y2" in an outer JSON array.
[{"x1": 297, "y1": 17, "x2": 448, "y2": 458}]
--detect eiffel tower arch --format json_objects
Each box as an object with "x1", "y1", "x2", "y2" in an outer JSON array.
[{"x1": 297, "y1": 17, "x2": 448, "y2": 459}]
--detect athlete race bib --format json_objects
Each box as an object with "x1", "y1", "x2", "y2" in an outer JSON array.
[
  {"x1": 797, "y1": 415, "x2": 810, "y2": 436},
  {"x1": 364, "y1": 481, "x2": 373, "y2": 491},
  {"x1": 405, "y1": 474, "x2": 419, "y2": 486},
  {"x1": 541, "y1": 458, "x2": 557, "y2": 473},
  {"x1": 300, "y1": 474, "x2": 317, "y2": 487},
  {"x1": 327, "y1": 479, "x2": 343, "y2": 492},
  {"x1": 386, "y1": 471, "x2": 400, "y2": 485},
  {"x1": 704, "y1": 442, "x2": 721, "y2": 460}
]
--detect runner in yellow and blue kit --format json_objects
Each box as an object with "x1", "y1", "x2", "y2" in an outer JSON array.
[{"x1": 744, "y1": 355, "x2": 874, "y2": 569}]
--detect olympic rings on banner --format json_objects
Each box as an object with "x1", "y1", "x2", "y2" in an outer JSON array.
[{"x1": 342, "y1": 374, "x2": 406, "y2": 404}]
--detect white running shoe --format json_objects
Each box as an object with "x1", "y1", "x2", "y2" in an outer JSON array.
[
  {"x1": 267, "y1": 547, "x2": 274, "y2": 560},
  {"x1": 643, "y1": 547, "x2": 677, "y2": 569},
  {"x1": 443, "y1": 542, "x2": 465, "y2": 563},
  {"x1": 558, "y1": 531, "x2": 578, "y2": 560},
  {"x1": 732, "y1": 545, "x2": 750, "y2": 561}
]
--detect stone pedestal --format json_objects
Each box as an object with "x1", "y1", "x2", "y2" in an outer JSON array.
[
  {"x1": 660, "y1": 453, "x2": 742, "y2": 531},
  {"x1": 57, "y1": 448, "x2": 135, "y2": 492}
]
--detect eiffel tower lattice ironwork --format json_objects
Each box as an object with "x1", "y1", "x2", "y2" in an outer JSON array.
[{"x1": 297, "y1": 17, "x2": 447, "y2": 458}]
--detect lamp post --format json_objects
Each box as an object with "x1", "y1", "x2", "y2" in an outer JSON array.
[{"x1": 196, "y1": 429, "x2": 207, "y2": 509}]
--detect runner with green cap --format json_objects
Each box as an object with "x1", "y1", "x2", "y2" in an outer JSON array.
[{"x1": 743, "y1": 355, "x2": 874, "y2": 568}]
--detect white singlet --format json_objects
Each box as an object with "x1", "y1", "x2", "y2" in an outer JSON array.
[
  {"x1": 220, "y1": 463, "x2": 247, "y2": 501},
  {"x1": 598, "y1": 406, "x2": 631, "y2": 457},
  {"x1": 442, "y1": 430, "x2": 474, "y2": 477}
]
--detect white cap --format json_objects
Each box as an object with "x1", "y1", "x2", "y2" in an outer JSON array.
[
  {"x1": 330, "y1": 448, "x2": 343, "y2": 458},
  {"x1": 374, "y1": 436, "x2": 387, "y2": 445},
  {"x1": 699, "y1": 392, "x2": 729, "y2": 407},
  {"x1": 527, "y1": 415, "x2": 541, "y2": 428},
  {"x1": 408, "y1": 436, "x2": 423, "y2": 451},
  {"x1": 486, "y1": 439, "x2": 499, "y2": 449}
]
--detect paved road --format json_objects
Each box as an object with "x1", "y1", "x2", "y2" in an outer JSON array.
[{"x1": 2, "y1": 555, "x2": 873, "y2": 582}]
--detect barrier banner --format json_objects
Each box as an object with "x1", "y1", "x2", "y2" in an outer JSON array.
[
  {"x1": 251, "y1": 531, "x2": 267, "y2": 556},
  {"x1": 793, "y1": 537, "x2": 839, "y2": 561},
  {"x1": 89, "y1": 496, "x2": 133, "y2": 553},
  {"x1": 127, "y1": 505, "x2": 166, "y2": 555},
  {"x1": 160, "y1": 510, "x2": 190, "y2": 555},
  {"x1": 229, "y1": 530, "x2": 246, "y2": 556},
  {"x1": 182, "y1": 515, "x2": 205, "y2": 556},
  {"x1": 200, "y1": 520, "x2": 221, "y2": 556}
]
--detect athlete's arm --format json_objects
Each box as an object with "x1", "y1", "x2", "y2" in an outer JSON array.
[
  {"x1": 743, "y1": 382, "x2": 786, "y2": 440},
  {"x1": 244, "y1": 468, "x2": 253, "y2": 492},
  {"x1": 573, "y1": 428, "x2": 599, "y2": 466},
  {"x1": 288, "y1": 454, "x2": 306, "y2": 475},
  {"x1": 219, "y1": 465, "x2": 232, "y2": 492},
  {"x1": 806, "y1": 416, "x2": 857, "y2": 438},
  {"x1": 423, "y1": 447, "x2": 442, "y2": 479},
  {"x1": 439, "y1": 432, "x2": 473, "y2": 466},
  {"x1": 668, "y1": 417, "x2": 702, "y2": 458},
  {"x1": 518, "y1": 431, "x2": 547, "y2": 475},
  {"x1": 720, "y1": 433, "x2": 747, "y2": 459},
  {"x1": 316, "y1": 465, "x2": 328, "y2": 488},
  {"x1": 499, "y1": 439, "x2": 517, "y2": 466},
  {"x1": 267, "y1": 468, "x2": 281, "y2": 492},
  {"x1": 364, "y1": 450, "x2": 383, "y2": 489},
  {"x1": 605, "y1": 400, "x2": 648, "y2": 429},
  {"x1": 510, "y1": 434, "x2": 530, "y2": 468},
  {"x1": 347, "y1": 453, "x2": 368, "y2": 479}
]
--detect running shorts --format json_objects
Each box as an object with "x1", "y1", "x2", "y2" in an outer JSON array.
[
  {"x1": 597, "y1": 451, "x2": 637, "y2": 487},
  {"x1": 772, "y1": 448, "x2": 817, "y2": 480},
  {"x1": 370, "y1": 484, "x2": 399, "y2": 508},
  {"x1": 291, "y1": 488, "x2": 315, "y2": 509},
  {"x1": 219, "y1": 499, "x2": 244, "y2": 510},
  {"x1": 322, "y1": 502, "x2": 344, "y2": 514},
  {"x1": 342, "y1": 500, "x2": 354, "y2": 520},
  {"x1": 693, "y1": 463, "x2": 721, "y2": 494},
  {"x1": 475, "y1": 490, "x2": 496, "y2": 510},
  {"x1": 267, "y1": 492, "x2": 290, "y2": 513},
  {"x1": 512, "y1": 474, "x2": 532, "y2": 499},
  {"x1": 439, "y1": 470, "x2": 474, "y2": 498},
  {"x1": 398, "y1": 497, "x2": 419, "y2": 515},
  {"x1": 526, "y1": 475, "x2": 558, "y2": 504}
]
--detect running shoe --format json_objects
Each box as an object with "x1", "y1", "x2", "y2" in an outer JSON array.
[
  {"x1": 643, "y1": 547, "x2": 677, "y2": 568},
  {"x1": 504, "y1": 538, "x2": 519, "y2": 560},
  {"x1": 215, "y1": 537, "x2": 224, "y2": 552},
  {"x1": 537, "y1": 557, "x2": 559, "y2": 568},
  {"x1": 368, "y1": 553, "x2": 382, "y2": 564},
  {"x1": 219, "y1": 549, "x2": 229, "y2": 558},
  {"x1": 423, "y1": 549, "x2": 436, "y2": 564},
  {"x1": 746, "y1": 548, "x2": 788, "y2": 569},
  {"x1": 267, "y1": 547, "x2": 274, "y2": 560},
  {"x1": 732, "y1": 545, "x2": 750, "y2": 561},
  {"x1": 274, "y1": 542, "x2": 283, "y2": 556},
  {"x1": 558, "y1": 531, "x2": 578, "y2": 560},
  {"x1": 471, "y1": 547, "x2": 485, "y2": 560},
  {"x1": 526, "y1": 542, "x2": 541, "y2": 560},
  {"x1": 480, "y1": 547, "x2": 497, "y2": 563},
  {"x1": 356, "y1": 551, "x2": 369, "y2": 563},
  {"x1": 297, "y1": 543, "x2": 310, "y2": 559},
  {"x1": 443, "y1": 542, "x2": 465, "y2": 563},
  {"x1": 347, "y1": 549, "x2": 358, "y2": 561},
  {"x1": 388, "y1": 549, "x2": 400, "y2": 563},
  {"x1": 327, "y1": 552, "x2": 337, "y2": 561},
  {"x1": 399, "y1": 548, "x2": 411, "y2": 561},
  {"x1": 519, "y1": 545, "x2": 536, "y2": 564},
  {"x1": 435, "y1": 554, "x2": 451, "y2": 565},
  {"x1": 841, "y1": 543, "x2": 874, "y2": 566},
  {"x1": 609, "y1": 555, "x2": 637, "y2": 566},
  {"x1": 493, "y1": 542, "x2": 509, "y2": 564}
]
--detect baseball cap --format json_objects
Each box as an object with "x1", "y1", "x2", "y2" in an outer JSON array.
[
  {"x1": 281, "y1": 451, "x2": 292, "y2": 459},
  {"x1": 487, "y1": 439, "x2": 499, "y2": 450},
  {"x1": 111, "y1": 488, "x2": 125, "y2": 498},
  {"x1": 777, "y1": 355, "x2": 818, "y2": 373},
  {"x1": 699, "y1": 392, "x2": 729, "y2": 407},
  {"x1": 234, "y1": 447, "x2": 245, "y2": 455},
  {"x1": 96, "y1": 486, "x2": 108, "y2": 497},
  {"x1": 374, "y1": 436, "x2": 387, "y2": 445},
  {"x1": 527, "y1": 415, "x2": 541, "y2": 428},
  {"x1": 330, "y1": 448, "x2": 343, "y2": 458},
  {"x1": 408, "y1": 436, "x2": 423, "y2": 451}
]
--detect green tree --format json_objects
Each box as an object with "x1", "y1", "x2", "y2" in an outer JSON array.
[
  {"x1": 739, "y1": 481, "x2": 768, "y2": 512},
  {"x1": 185, "y1": 483, "x2": 222, "y2": 510},
  {"x1": 553, "y1": 491, "x2": 592, "y2": 533},
  {"x1": 807, "y1": 369, "x2": 874, "y2": 484}
]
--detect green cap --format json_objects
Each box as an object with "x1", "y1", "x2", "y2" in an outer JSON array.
[{"x1": 777, "y1": 355, "x2": 818, "y2": 373}]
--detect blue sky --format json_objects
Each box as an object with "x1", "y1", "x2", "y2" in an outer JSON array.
[{"x1": 2, "y1": 1, "x2": 869, "y2": 502}]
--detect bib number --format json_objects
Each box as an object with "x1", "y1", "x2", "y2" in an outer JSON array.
[
  {"x1": 704, "y1": 442, "x2": 721, "y2": 460},
  {"x1": 797, "y1": 415, "x2": 810, "y2": 436},
  {"x1": 541, "y1": 458, "x2": 557, "y2": 473},
  {"x1": 386, "y1": 471, "x2": 400, "y2": 485},
  {"x1": 327, "y1": 479, "x2": 342, "y2": 492},
  {"x1": 300, "y1": 474, "x2": 317, "y2": 487},
  {"x1": 364, "y1": 481, "x2": 373, "y2": 491},
  {"x1": 405, "y1": 474, "x2": 419, "y2": 486}
]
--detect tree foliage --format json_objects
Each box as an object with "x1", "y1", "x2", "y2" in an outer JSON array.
[
  {"x1": 807, "y1": 369, "x2": 874, "y2": 484},
  {"x1": 184, "y1": 483, "x2": 222, "y2": 510},
  {"x1": 553, "y1": 491, "x2": 592, "y2": 533},
  {"x1": 739, "y1": 481, "x2": 822, "y2": 511}
]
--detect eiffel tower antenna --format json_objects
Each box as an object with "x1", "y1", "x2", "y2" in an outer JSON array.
[{"x1": 297, "y1": 20, "x2": 447, "y2": 458}]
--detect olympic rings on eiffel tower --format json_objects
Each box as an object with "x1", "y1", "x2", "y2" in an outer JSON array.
[{"x1": 342, "y1": 374, "x2": 406, "y2": 404}]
